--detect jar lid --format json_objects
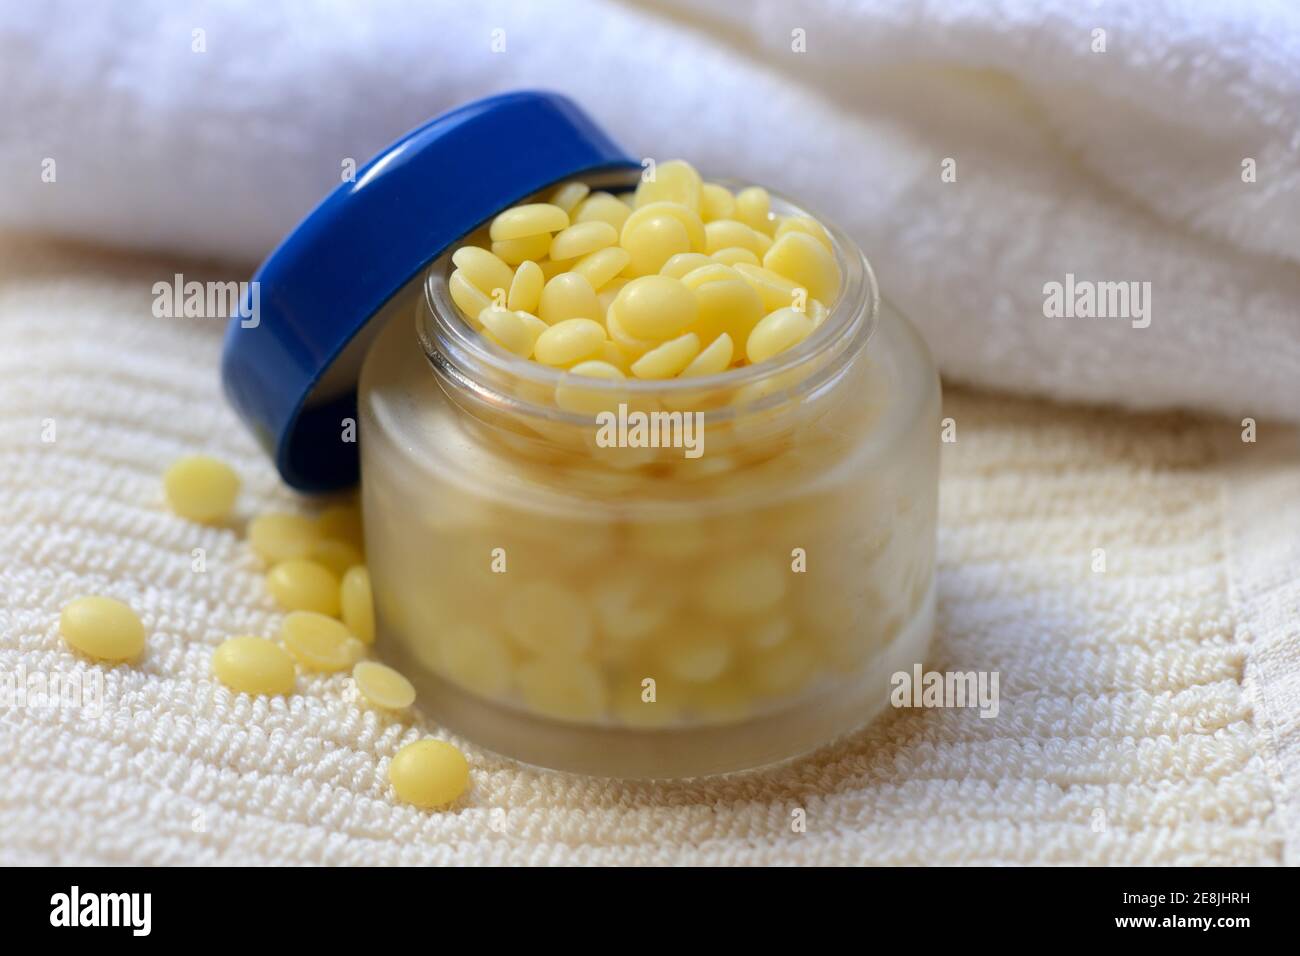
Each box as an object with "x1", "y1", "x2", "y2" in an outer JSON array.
[{"x1": 221, "y1": 91, "x2": 638, "y2": 491}]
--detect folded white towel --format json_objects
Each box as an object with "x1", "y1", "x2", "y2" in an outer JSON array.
[{"x1": 2, "y1": 0, "x2": 1297, "y2": 420}]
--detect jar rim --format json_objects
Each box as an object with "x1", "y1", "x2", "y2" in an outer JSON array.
[{"x1": 419, "y1": 176, "x2": 880, "y2": 425}]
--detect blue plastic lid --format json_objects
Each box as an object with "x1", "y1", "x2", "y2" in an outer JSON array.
[{"x1": 221, "y1": 91, "x2": 638, "y2": 491}]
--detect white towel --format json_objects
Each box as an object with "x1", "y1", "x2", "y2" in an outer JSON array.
[{"x1": 2, "y1": 0, "x2": 1297, "y2": 421}]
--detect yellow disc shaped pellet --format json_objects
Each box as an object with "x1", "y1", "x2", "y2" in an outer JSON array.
[
  {"x1": 733, "y1": 262, "x2": 805, "y2": 312},
  {"x1": 448, "y1": 269, "x2": 493, "y2": 323},
  {"x1": 450, "y1": 246, "x2": 514, "y2": 298},
  {"x1": 762, "y1": 231, "x2": 841, "y2": 304},
  {"x1": 550, "y1": 220, "x2": 618, "y2": 261},
  {"x1": 746, "y1": 307, "x2": 816, "y2": 364},
  {"x1": 621, "y1": 201, "x2": 706, "y2": 255},
  {"x1": 507, "y1": 260, "x2": 545, "y2": 313},
  {"x1": 570, "y1": 245, "x2": 630, "y2": 291},
  {"x1": 631, "y1": 332, "x2": 701, "y2": 379},
  {"x1": 248, "y1": 512, "x2": 318, "y2": 564},
  {"x1": 59, "y1": 596, "x2": 145, "y2": 661},
  {"x1": 389, "y1": 739, "x2": 469, "y2": 809},
  {"x1": 280, "y1": 610, "x2": 364, "y2": 671},
  {"x1": 573, "y1": 191, "x2": 632, "y2": 230},
  {"x1": 533, "y1": 318, "x2": 606, "y2": 367},
  {"x1": 680, "y1": 332, "x2": 734, "y2": 376},
  {"x1": 704, "y1": 219, "x2": 771, "y2": 257},
  {"x1": 492, "y1": 233, "x2": 552, "y2": 266},
  {"x1": 735, "y1": 185, "x2": 774, "y2": 234},
  {"x1": 609, "y1": 275, "x2": 697, "y2": 340},
  {"x1": 212, "y1": 636, "x2": 295, "y2": 696},
  {"x1": 660, "y1": 252, "x2": 714, "y2": 279},
  {"x1": 549, "y1": 180, "x2": 590, "y2": 214},
  {"x1": 266, "y1": 559, "x2": 341, "y2": 616},
  {"x1": 604, "y1": 308, "x2": 658, "y2": 358},
  {"x1": 353, "y1": 660, "x2": 415, "y2": 710},
  {"x1": 700, "y1": 182, "x2": 736, "y2": 222},
  {"x1": 489, "y1": 202, "x2": 569, "y2": 241},
  {"x1": 162, "y1": 455, "x2": 240, "y2": 524},
  {"x1": 480, "y1": 307, "x2": 543, "y2": 358},
  {"x1": 537, "y1": 272, "x2": 599, "y2": 325},
  {"x1": 634, "y1": 159, "x2": 703, "y2": 213},
  {"x1": 712, "y1": 246, "x2": 760, "y2": 267},
  {"x1": 340, "y1": 565, "x2": 375, "y2": 644},
  {"x1": 621, "y1": 214, "x2": 691, "y2": 276},
  {"x1": 309, "y1": 537, "x2": 363, "y2": 578},
  {"x1": 681, "y1": 264, "x2": 765, "y2": 346},
  {"x1": 775, "y1": 214, "x2": 833, "y2": 250},
  {"x1": 555, "y1": 360, "x2": 626, "y2": 415}
]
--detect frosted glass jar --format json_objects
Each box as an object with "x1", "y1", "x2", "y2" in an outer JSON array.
[{"x1": 358, "y1": 183, "x2": 940, "y2": 778}]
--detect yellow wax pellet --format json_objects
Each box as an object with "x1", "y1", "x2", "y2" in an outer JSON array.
[
  {"x1": 507, "y1": 259, "x2": 545, "y2": 313},
  {"x1": 660, "y1": 628, "x2": 732, "y2": 683},
  {"x1": 550, "y1": 220, "x2": 618, "y2": 260},
  {"x1": 516, "y1": 657, "x2": 606, "y2": 721},
  {"x1": 340, "y1": 565, "x2": 375, "y2": 644},
  {"x1": 280, "y1": 610, "x2": 364, "y2": 672},
  {"x1": 491, "y1": 233, "x2": 551, "y2": 266},
  {"x1": 681, "y1": 264, "x2": 765, "y2": 346},
  {"x1": 450, "y1": 246, "x2": 513, "y2": 298},
  {"x1": 746, "y1": 307, "x2": 816, "y2": 363},
  {"x1": 634, "y1": 159, "x2": 703, "y2": 212},
  {"x1": 504, "y1": 580, "x2": 593, "y2": 655},
  {"x1": 533, "y1": 318, "x2": 606, "y2": 367},
  {"x1": 315, "y1": 503, "x2": 363, "y2": 551},
  {"x1": 556, "y1": 360, "x2": 626, "y2": 415},
  {"x1": 704, "y1": 219, "x2": 770, "y2": 257},
  {"x1": 701, "y1": 182, "x2": 736, "y2": 222},
  {"x1": 59, "y1": 595, "x2": 145, "y2": 661},
  {"x1": 353, "y1": 660, "x2": 415, "y2": 710},
  {"x1": 480, "y1": 307, "x2": 542, "y2": 357},
  {"x1": 162, "y1": 455, "x2": 240, "y2": 524},
  {"x1": 733, "y1": 262, "x2": 805, "y2": 312},
  {"x1": 437, "y1": 625, "x2": 513, "y2": 697},
  {"x1": 599, "y1": 338, "x2": 634, "y2": 372},
  {"x1": 248, "y1": 512, "x2": 318, "y2": 564},
  {"x1": 621, "y1": 201, "x2": 706, "y2": 255},
  {"x1": 449, "y1": 269, "x2": 493, "y2": 323},
  {"x1": 681, "y1": 332, "x2": 734, "y2": 376},
  {"x1": 775, "y1": 215, "x2": 833, "y2": 250},
  {"x1": 537, "y1": 272, "x2": 599, "y2": 325},
  {"x1": 489, "y1": 202, "x2": 569, "y2": 241},
  {"x1": 266, "y1": 559, "x2": 341, "y2": 616},
  {"x1": 609, "y1": 275, "x2": 697, "y2": 340},
  {"x1": 596, "y1": 277, "x2": 629, "y2": 318},
  {"x1": 212, "y1": 635, "x2": 295, "y2": 696},
  {"x1": 605, "y1": 308, "x2": 658, "y2": 359},
  {"x1": 696, "y1": 553, "x2": 788, "y2": 618},
  {"x1": 660, "y1": 252, "x2": 714, "y2": 279},
  {"x1": 762, "y1": 231, "x2": 841, "y2": 304},
  {"x1": 736, "y1": 186, "x2": 774, "y2": 234},
  {"x1": 712, "y1": 246, "x2": 760, "y2": 267},
  {"x1": 389, "y1": 739, "x2": 469, "y2": 809},
  {"x1": 309, "y1": 537, "x2": 363, "y2": 577},
  {"x1": 621, "y1": 214, "x2": 691, "y2": 276},
  {"x1": 549, "y1": 180, "x2": 590, "y2": 214},
  {"x1": 631, "y1": 332, "x2": 700, "y2": 379},
  {"x1": 570, "y1": 245, "x2": 630, "y2": 290},
  {"x1": 573, "y1": 191, "x2": 632, "y2": 230}
]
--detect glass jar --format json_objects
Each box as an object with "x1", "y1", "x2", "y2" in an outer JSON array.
[{"x1": 358, "y1": 179, "x2": 940, "y2": 777}]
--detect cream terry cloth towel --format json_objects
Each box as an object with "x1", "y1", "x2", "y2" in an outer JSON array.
[
  {"x1": 1, "y1": 0, "x2": 1299, "y2": 423},
  {"x1": 1, "y1": 238, "x2": 1296, "y2": 865}
]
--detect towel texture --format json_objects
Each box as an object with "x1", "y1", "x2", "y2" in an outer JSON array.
[
  {"x1": 2, "y1": 0, "x2": 1299, "y2": 423},
  {"x1": 2, "y1": 237, "x2": 1295, "y2": 865}
]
